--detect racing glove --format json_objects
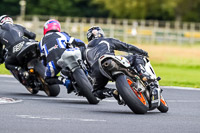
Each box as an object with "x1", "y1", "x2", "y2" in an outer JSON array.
[{"x1": 141, "y1": 50, "x2": 149, "y2": 57}]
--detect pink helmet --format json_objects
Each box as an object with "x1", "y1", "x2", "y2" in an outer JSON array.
[
  {"x1": 0, "y1": 15, "x2": 13, "y2": 26},
  {"x1": 43, "y1": 19, "x2": 61, "y2": 35}
]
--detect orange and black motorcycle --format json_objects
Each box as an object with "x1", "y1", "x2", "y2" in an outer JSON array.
[{"x1": 98, "y1": 54, "x2": 168, "y2": 114}]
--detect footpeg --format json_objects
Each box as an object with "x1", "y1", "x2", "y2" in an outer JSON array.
[{"x1": 157, "y1": 77, "x2": 161, "y2": 81}]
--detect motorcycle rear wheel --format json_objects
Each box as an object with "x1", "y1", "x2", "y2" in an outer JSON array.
[
  {"x1": 116, "y1": 74, "x2": 149, "y2": 114},
  {"x1": 72, "y1": 68, "x2": 99, "y2": 104},
  {"x1": 38, "y1": 75, "x2": 60, "y2": 97},
  {"x1": 25, "y1": 86, "x2": 39, "y2": 94},
  {"x1": 34, "y1": 60, "x2": 60, "y2": 97}
]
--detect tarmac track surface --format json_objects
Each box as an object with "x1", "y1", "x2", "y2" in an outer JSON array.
[{"x1": 0, "y1": 75, "x2": 200, "y2": 133}]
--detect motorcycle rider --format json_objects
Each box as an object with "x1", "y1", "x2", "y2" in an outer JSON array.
[
  {"x1": 0, "y1": 15, "x2": 36, "y2": 81},
  {"x1": 85, "y1": 26, "x2": 150, "y2": 102},
  {"x1": 39, "y1": 19, "x2": 86, "y2": 93}
]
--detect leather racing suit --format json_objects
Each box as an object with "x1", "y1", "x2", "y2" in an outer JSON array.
[
  {"x1": 85, "y1": 37, "x2": 148, "y2": 99},
  {"x1": 39, "y1": 31, "x2": 86, "y2": 88},
  {"x1": 0, "y1": 23, "x2": 36, "y2": 71}
]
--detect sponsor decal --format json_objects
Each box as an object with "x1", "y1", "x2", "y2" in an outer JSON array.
[
  {"x1": 13, "y1": 41, "x2": 24, "y2": 53},
  {"x1": 48, "y1": 44, "x2": 59, "y2": 52}
]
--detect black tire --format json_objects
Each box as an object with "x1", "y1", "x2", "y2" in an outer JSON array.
[
  {"x1": 115, "y1": 74, "x2": 149, "y2": 114},
  {"x1": 73, "y1": 68, "x2": 99, "y2": 104},
  {"x1": 39, "y1": 76, "x2": 60, "y2": 97},
  {"x1": 47, "y1": 85, "x2": 60, "y2": 97},
  {"x1": 33, "y1": 59, "x2": 60, "y2": 97},
  {"x1": 157, "y1": 95, "x2": 169, "y2": 113}
]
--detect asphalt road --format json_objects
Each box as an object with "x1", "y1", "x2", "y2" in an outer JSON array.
[{"x1": 0, "y1": 75, "x2": 200, "y2": 133}]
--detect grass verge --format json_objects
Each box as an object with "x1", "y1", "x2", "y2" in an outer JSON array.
[
  {"x1": 152, "y1": 63, "x2": 200, "y2": 88},
  {"x1": 0, "y1": 64, "x2": 10, "y2": 75}
]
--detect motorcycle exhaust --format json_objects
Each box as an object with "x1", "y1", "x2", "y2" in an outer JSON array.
[
  {"x1": 102, "y1": 59, "x2": 136, "y2": 78},
  {"x1": 102, "y1": 59, "x2": 119, "y2": 71}
]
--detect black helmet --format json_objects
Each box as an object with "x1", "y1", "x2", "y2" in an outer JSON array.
[
  {"x1": 87, "y1": 26, "x2": 105, "y2": 42},
  {"x1": 0, "y1": 15, "x2": 13, "y2": 26}
]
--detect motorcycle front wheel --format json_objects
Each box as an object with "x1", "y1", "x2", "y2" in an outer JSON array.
[
  {"x1": 115, "y1": 74, "x2": 149, "y2": 114},
  {"x1": 72, "y1": 68, "x2": 99, "y2": 104},
  {"x1": 157, "y1": 95, "x2": 169, "y2": 113}
]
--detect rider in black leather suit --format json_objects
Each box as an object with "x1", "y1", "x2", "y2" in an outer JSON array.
[
  {"x1": 0, "y1": 15, "x2": 36, "y2": 75},
  {"x1": 85, "y1": 26, "x2": 150, "y2": 102}
]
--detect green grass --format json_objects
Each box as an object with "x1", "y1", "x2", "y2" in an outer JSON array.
[
  {"x1": 152, "y1": 62, "x2": 200, "y2": 88},
  {"x1": 0, "y1": 64, "x2": 10, "y2": 74}
]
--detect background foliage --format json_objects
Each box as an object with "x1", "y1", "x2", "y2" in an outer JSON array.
[{"x1": 1, "y1": 0, "x2": 200, "y2": 22}]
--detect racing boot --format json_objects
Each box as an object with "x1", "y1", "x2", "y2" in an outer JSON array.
[
  {"x1": 93, "y1": 88, "x2": 112, "y2": 100},
  {"x1": 64, "y1": 79, "x2": 73, "y2": 94},
  {"x1": 93, "y1": 88, "x2": 125, "y2": 105},
  {"x1": 111, "y1": 89, "x2": 125, "y2": 105},
  {"x1": 58, "y1": 76, "x2": 73, "y2": 93}
]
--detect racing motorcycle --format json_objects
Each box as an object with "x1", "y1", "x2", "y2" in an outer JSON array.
[
  {"x1": 10, "y1": 40, "x2": 60, "y2": 96},
  {"x1": 98, "y1": 54, "x2": 168, "y2": 114},
  {"x1": 57, "y1": 47, "x2": 99, "y2": 104}
]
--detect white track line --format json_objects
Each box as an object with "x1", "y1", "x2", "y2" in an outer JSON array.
[{"x1": 16, "y1": 115, "x2": 106, "y2": 122}]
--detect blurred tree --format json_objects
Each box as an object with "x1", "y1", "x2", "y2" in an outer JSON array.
[
  {"x1": 0, "y1": 0, "x2": 20, "y2": 16},
  {"x1": 92, "y1": 0, "x2": 200, "y2": 22},
  {"x1": 145, "y1": 0, "x2": 176, "y2": 20},
  {"x1": 175, "y1": 0, "x2": 200, "y2": 22},
  {"x1": 92, "y1": 0, "x2": 147, "y2": 19},
  {"x1": 92, "y1": 0, "x2": 177, "y2": 20},
  {"x1": 26, "y1": 0, "x2": 108, "y2": 17},
  {"x1": 1, "y1": 0, "x2": 200, "y2": 22}
]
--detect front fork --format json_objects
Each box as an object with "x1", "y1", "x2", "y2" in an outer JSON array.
[
  {"x1": 133, "y1": 77, "x2": 161, "y2": 110},
  {"x1": 148, "y1": 83, "x2": 161, "y2": 110}
]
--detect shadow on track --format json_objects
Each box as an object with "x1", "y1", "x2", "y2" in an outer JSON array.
[
  {"x1": 92, "y1": 109, "x2": 163, "y2": 115},
  {"x1": 44, "y1": 99, "x2": 90, "y2": 105},
  {"x1": 3, "y1": 92, "x2": 47, "y2": 97}
]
